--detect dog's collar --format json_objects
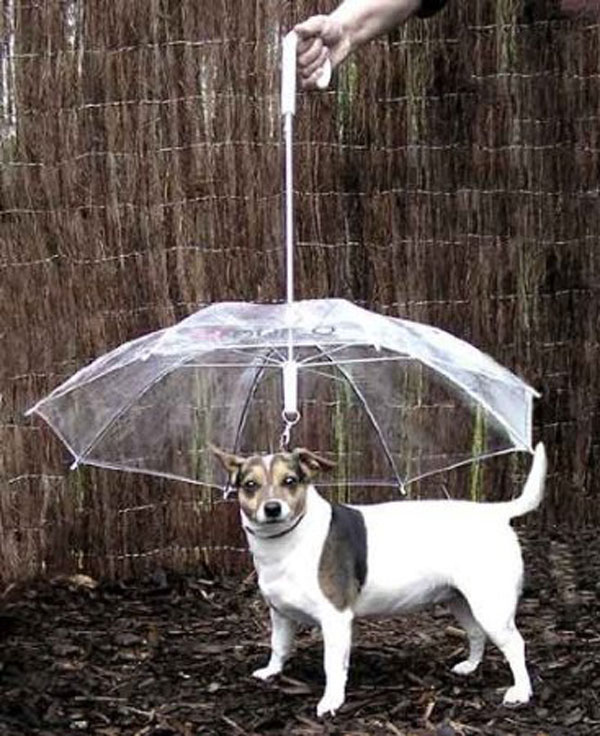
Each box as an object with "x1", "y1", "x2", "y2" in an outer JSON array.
[{"x1": 243, "y1": 513, "x2": 305, "y2": 540}]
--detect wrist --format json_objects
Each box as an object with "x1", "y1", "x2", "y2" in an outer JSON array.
[
  {"x1": 330, "y1": 0, "x2": 421, "y2": 53},
  {"x1": 328, "y1": 2, "x2": 363, "y2": 55}
]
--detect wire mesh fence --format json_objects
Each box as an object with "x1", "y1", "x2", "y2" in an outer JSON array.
[{"x1": 1, "y1": 0, "x2": 598, "y2": 584}]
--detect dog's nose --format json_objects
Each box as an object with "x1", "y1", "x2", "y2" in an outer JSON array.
[{"x1": 263, "y1": 501, "x2": 282, "y2": 520}]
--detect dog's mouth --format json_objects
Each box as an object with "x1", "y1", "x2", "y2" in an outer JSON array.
[
  {"x1": 244, "y1": 512, "x2": 305, "y2": 539},
  {"x1": 254, "y1": 512, "x2": 294, "y2": 528}
]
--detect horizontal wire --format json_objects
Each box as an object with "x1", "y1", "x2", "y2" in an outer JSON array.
[
  {"x1": 4, "y1": 17, "x2": 598, "y2": 59},
  {"x1": 2, "y1": 235, "x2": 598, "y2": 272},
  {"x1": 2, "y1": 138, "x2": 599, "y2": 171},
  {"x1": 73, "y1": 545, "x2": 248, "y2": 561},
  {"x1": 1, "y1": 185, "x2": 599, "y2": 220}
]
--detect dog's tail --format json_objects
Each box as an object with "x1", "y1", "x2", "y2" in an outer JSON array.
[{"x1": 502, "y1": 442, "x2": 547, "y2": 519}]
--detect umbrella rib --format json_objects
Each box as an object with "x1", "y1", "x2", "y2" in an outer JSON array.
[
  {"x1": 232, "y1": 349, "x2": 277, "y2": 454},
  {"x1": 315, "y1": 346, "x2": 405, "y2": 493},
  {"x1": 302, "y1": 366, "x2": 349, "y2": 384},
  {"x1": 71, "y1": 354, "x2": 195, "y2": 467},
  {"x1": 298, "y1": 342, "x2": 356, "y2": 365},
  {"x1": 305, "y1": 355, "x2": 413, "y2": 369},
  {"x1": 73, "y1": 457, "x2": 227, "y2": 492},
  {"x1": 403, "y1": 446, "x2": 523, "y2": 486},
  {"x1": 183, "y1": 346, "x2": 283, "y2": 365}
]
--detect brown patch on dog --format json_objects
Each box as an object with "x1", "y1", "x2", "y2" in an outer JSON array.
[
  {"x1": 293, "y1": 448, "x2": 336, "y2": 479},
  {"x1": 209, "y1": 444, "x2": 245, "y2": 481},
  {"x1": 236, "y1": 458, "x2": 270, "y2": 520},
  {"x1": 319, "y1": 504, "x2": 368, "y2": 611}
]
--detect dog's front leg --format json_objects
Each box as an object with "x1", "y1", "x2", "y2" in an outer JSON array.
[
  {"x1": 317, "y1": 610, "x2": 353, "y2": 718},
  {"x1": 253, "y1": 605, "x2": 296, "y2": 680}
]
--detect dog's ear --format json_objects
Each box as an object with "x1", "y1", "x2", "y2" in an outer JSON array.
[
  {"x1": 209, "y1": 444, "x2": 245, "y2": 483},
  {"x1": 293, "y1": 448, "x2": 336, "y2": 479}
]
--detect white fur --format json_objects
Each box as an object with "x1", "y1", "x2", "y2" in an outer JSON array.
[{"x1": 245, "y1": 443, "x2": 547, "y2": 717}]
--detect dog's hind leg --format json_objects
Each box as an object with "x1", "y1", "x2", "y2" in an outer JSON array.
[
  {"x1": 465, "y1": 593, "x2": 532, "y2": 705},
  {"x1": 488, "y1": 622, "x2": 531, "y2": 705},
  {"x1": 448, "y1": 595, "x2": 486, "y2": 676},
  {"x1": 253, "y1": 606, "x2": 296, "y2": 680}
]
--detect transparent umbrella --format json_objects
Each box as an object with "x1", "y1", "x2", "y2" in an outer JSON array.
[
  {"x1": 26, "y1": 33, "x2": 539, "y2": 494},
  {"x1": 26, "y1": 297, "x2": 538, "y2": 493}
]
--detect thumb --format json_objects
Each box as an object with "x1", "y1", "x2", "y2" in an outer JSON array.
[{"x1": 294, "y1": 14, "x2": 329, "y2": 40}]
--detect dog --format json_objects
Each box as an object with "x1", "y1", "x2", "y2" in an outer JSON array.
[{"x1": 212, "y1": 442, "x2": 547, "y2": 717}]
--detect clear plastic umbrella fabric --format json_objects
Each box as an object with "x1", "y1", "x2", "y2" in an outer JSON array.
[{"x1": 27, "y1": 298, "x2": 538, "y2": 493}]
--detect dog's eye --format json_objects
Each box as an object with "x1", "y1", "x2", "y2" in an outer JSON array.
[
  {"x1": 282, "y1": 475, "x2": 298, "y2": 487},
  {"x1": 243, "y1": 479, "x2": 258, "y2": 493}
]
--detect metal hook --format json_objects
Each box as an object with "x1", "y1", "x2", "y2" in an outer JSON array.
[{"x1": 279, "y1": 409, "x2": 300, "y2": 451}]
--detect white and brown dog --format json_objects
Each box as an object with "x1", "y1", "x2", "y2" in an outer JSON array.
[{"x1": 212, "y1": 443, "x2": 547, "y2": 717}]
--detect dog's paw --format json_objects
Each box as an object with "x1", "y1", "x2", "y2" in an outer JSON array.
[
  {"x1": 502, "y1": 683, "x2": 532, "y2": 706},
  {"x1": 252, "y1": 665, "x2": 281, "y2": 681},
  {"x1": 316, "y1": 691, "x2": 344, "y2": 718},
  {"x1": 451, "y1": 659, "x2": 479, "y2": 676}
]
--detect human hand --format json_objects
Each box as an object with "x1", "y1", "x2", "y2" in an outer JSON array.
[{"x1": 294, "y1": 15, "x2": 351, "y2": 89}]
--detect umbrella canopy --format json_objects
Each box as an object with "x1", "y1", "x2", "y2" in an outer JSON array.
[{"x1": 26, "y1": 298, "x2": 538, "y2": 493}]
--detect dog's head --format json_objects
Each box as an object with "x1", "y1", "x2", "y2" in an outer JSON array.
[{"x1": 211, "y1": 446, "x2": 335, "y2": 533}]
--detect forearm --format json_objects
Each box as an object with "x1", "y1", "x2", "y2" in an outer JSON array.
[{"x1": 329, "y1": 0, "x2": 422, "y2": 54}]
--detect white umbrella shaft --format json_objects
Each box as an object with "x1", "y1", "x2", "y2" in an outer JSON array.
[
  {"x1": 282, "y1": 32, "x2": 298, "y2": 422},
  {"x1": 280, "y1": 33, "x2": 333, "y2": 427},
  {"x1": 281, "y1": 31, "x2": 297, "y2": 305}
]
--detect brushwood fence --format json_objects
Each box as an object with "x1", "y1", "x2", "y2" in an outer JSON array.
[{"x1": 1, "y1": 0, "x2": 598, "y2": 584}]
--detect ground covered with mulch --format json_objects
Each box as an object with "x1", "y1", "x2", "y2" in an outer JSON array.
[{"x1": 1, "y1": 528, "x2": 599, "y2": 736}]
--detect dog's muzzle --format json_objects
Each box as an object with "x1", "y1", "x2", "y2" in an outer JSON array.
[
  {"x1": 263, "y1": 500, "x2": 283, "y2": 520},
  {"x1": 255, "y1": 498, "x2": 293, "y2": 526}
]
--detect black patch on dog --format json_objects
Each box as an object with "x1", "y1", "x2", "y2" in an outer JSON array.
[{"x1": 318, "y1": 504, "x2": 368, "y2": 611}]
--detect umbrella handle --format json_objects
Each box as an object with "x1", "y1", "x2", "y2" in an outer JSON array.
[
  {"x1": 281, "y1": 31, "x2": 298, "y2": 116},
  {"x1": 282, "y1": 31, "x2": 332, "y2": 117},
  {"x1": 316, "y1": 58, "x2": 333, "y2": 89}
]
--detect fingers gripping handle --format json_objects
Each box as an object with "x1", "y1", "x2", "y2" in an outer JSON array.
[{"x1": 282, "y1": 31, "x2": 332, "y2": 116}]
